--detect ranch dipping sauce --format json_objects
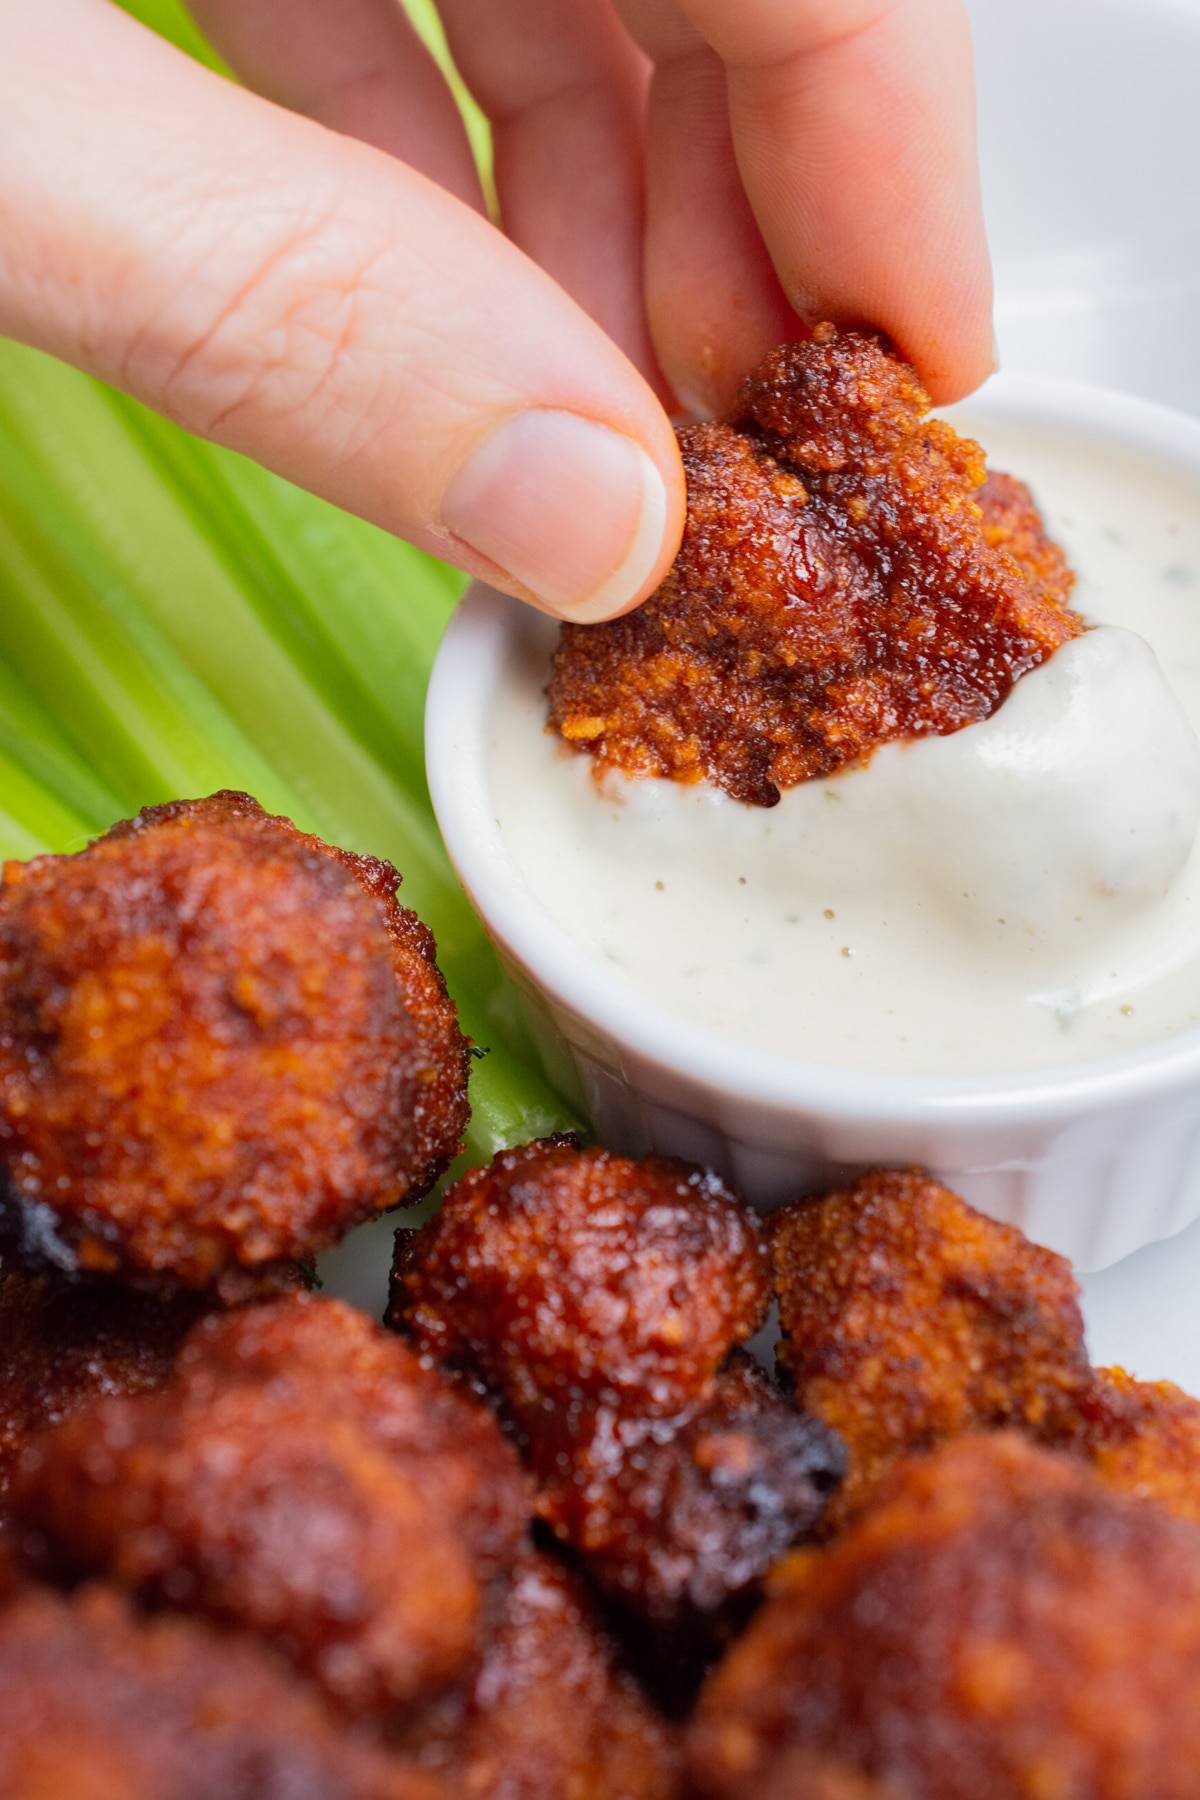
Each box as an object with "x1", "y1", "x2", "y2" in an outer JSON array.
[{"x1": 488, "y1": 419, "x2": 1200, "y2": 1077}]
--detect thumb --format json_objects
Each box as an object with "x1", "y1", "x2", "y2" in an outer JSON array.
[{"x1": 0, "y1": 1, "x2": 684, "y2": 622}]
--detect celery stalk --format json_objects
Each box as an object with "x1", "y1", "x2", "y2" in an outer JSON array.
[{"x1": 115, "y1": 0, "x2": 227, "y2": 71}]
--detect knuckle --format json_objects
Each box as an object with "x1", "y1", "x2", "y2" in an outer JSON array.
[
  {"x1": 684, "y1": 0, "x2": 905, "y2": 70},
  {"x1": 130, "y1": 189, "x2": 397, "y2": 462}
]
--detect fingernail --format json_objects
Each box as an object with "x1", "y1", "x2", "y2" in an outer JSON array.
[
  {"x1": 670, "y1": 377, "x2": 716, "y2": 423},
  {"x1": 443, "y1": 410, "x2": 668, "y2": 622}
]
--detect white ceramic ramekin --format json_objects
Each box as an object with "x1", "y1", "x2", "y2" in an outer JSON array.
[{"x1": 426, "y1": 377, "x2": 1200, "y2": 1272}]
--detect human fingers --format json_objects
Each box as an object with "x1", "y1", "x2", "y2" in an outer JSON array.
[
  {"x1": 622, "y1": 0, "x2": 993, "y2": 406},
  {"x1": 186, "y1": 0, "x2": 483, "y2": 208},
  {"x1": 0, "y1": 0, "x2": 684, "y2": 622},
  {"x1": 437, "y1": 0, "x2": 664, "y2": 392},
  {"x1": 624, "y1": 11, "x2": 802, "y2": 415}
]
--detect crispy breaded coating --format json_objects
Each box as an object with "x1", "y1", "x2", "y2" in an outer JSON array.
[
  {"x1": 14, "y1": 1295, "x2": 528, "y2": 1725},
  {"x1": 0, "y1": 1262, "x2": 201, "y2": 1508},
  {"x1": 0, "y1": 1585, "x2": 435, "y2": 1800},
  {"x1": 23, "y1": 1391, "x2": 485, "y2": 1715},
  {"x1": 977, "y1": 469, "x2": 1072, "y2": 596},
  {"x1": 175, "y1": 1292, "x2": 528, "y2": 1575},
  {"x1": 770, "y1": 1170, "x2": 1091, "y2": 1526},
  {"x1": 0, "y1": 792, "x2": 469, "y2": 1291},
  {"x1": 391, "y1": 1138, "x2": 769, "y2": 1414},
  {"x1": 755, "y1": 1757, "x2": 900, "y2": 1800},
  {"x1": 549, "y1": 327, "x2": 1079, "y2": 805},
  {"x1": 1065, "y1": 1365, "x2": 1200, "y2": 1524},
  {"x1": 540, "y1": 1352, "x2": 844, "y2": 1630},
  {"x1": 407, "y1": 1552, "x2": 679, "y2": 1799},
  {"x1": 689, "y1": 1433, "x2": 1200, "y2": 1800},
  {"x1": 392, "y1": 1141, "x2": 842, "y2": 1630}
]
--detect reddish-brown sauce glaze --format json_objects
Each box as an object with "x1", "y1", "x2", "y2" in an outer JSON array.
[{"x1": 549, "y1": 326, "x2": 1079, "y2": 805}]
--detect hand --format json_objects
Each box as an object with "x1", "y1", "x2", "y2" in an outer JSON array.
[{"x1": 0, "y1": 0, "x2": 992, "y2": 622}]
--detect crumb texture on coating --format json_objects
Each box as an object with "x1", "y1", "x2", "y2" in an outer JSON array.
[
  {"x1": 402, "y1": 1551, "x2": 678, "y2": 1799},
  {"x1": 769, "y1": 1169, "x2": 1092, "y2": 1525},
  {"x1": 392, "y1": 1137, "x2": 769, "y2": 1412},
  {"x1": 0, "y1": 792, "x2": 469, "y2": 1290},
  {"x1": 533, "y1": 1349, "x2": 845, "y2": 1628},
  {"x1": 0, "y1": 1585, "x2": 432, "y2": 1800},
  {"x1": 1063, "y1": 1364, "x2": 1200, "y2": 1524},
  {"x1": 689, "y1": 1433, "x2": 1200, "y2": 1800},
  {"x1": 13, "y1": 1293, "x2": 528, "y2": 1725},
  {"x1": 549, "y1": 327, "x2": 1079, "y2": 805},
  {"x1": 392, "y1": 1140, "x2": 842, "y2": 1632}
]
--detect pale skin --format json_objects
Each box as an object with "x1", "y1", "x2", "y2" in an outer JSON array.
[{"x1": 0, "y1": 0, "x2": 992, "y2": 622}]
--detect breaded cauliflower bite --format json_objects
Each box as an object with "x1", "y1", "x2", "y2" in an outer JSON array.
[
  {"x1": 769, "y1": 1170, "x2": 1091, "y2": 1525},
  {"x1": 0, "y1": 1262, "x2": 202, "y2": 1510},
  {"x1": 689, "y1": 1433, "x2": 1200, "y2": 1800},
  {"x1": 14, "y1": 1294, "x2": 528, "y2": 1726},
  {"x1": 173, "y1": 1291, "x2": 528, "y2": 1574},
  {"x1": 549, "y1": 326, "x2": 1079, "y2": 805},
  {"x1": 540, "y1": 1349, "x2": 846, "y2": 1634},
  {"x1": 0, "y1": 1586, "x2": 435, "y2": 1800},
  {"x1": 392, "y1": 1137, "x2": 768, "y2": 1413},
  {"x1": 405, "y1": 1552, "x2": 678, "y2": 1799},
  {"x1": 0, "y1": 793, "x2": 470, "y2": 1291},
  {"x1": 754, "y1": 1757, "x2": 900, "y2": 1800},
  {"x1": 391, "y1": 1139, "x2": 844, "y2": 1630}
]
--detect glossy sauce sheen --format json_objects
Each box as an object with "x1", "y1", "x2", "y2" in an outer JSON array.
[{"x1": 490, "y1": 421, "x2": 1200, "y2": 1075}]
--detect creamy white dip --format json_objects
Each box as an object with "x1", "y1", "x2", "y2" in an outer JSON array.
[{"x1": 488, "y1": 420, "x2": 1200, "y2": 1075}]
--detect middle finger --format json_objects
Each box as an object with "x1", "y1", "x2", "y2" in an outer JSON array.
[
  {"x1": 616, "y1": 0, "x2": 800, "y2": 417},
  {"x1": 437, "y1": 0, "x2": 667, "y2": 395}
]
